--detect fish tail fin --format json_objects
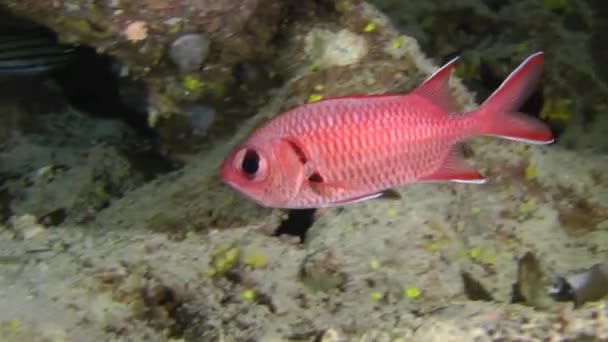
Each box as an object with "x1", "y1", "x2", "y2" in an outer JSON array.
[{"x1": 473, "y1": 52, "x2": 554, "y2": 144}]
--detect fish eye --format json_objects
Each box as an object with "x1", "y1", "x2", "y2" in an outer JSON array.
[
  {"x1": 233, "y1": 148, "x2": 268, "y2": 181},
  {"x1": 241, "y1": 149, "x2": 259, "y2": 176}
]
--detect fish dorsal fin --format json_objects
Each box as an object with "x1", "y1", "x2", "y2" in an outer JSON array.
[
  {"x1": 411, "y1": 56, "x2": 461, "y2": 113},
  {"x1": 419, "y1": 145, "x2": 486, "y2": 184}
]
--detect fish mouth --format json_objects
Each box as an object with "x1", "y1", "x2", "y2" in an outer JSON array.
[
  {"x1": 218, "y1": 172, "x2": 269, "y2": 207},
  {"x1": 220, "y1": 176, "x2": 238, "y2": 189},
  {"x1": 218, "y1": 165, "x2": 246, "y2": 194},
  {"x1": 222, "y1": 181, "x2": 268, "y2": 207},
  {"x1": 219, "y1": 161, "x2": 235, "y2": 183}
]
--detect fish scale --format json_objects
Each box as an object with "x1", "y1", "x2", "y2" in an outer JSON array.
[
  {"x1": 271, "y1": 96, "x2": 464, "y2": 204},
  {"x1": 221, "y1": 52, "x2": 554, "y2": 209},
  {"x1": 301, "y1": 99, "x2": 449, "y2": 181}
]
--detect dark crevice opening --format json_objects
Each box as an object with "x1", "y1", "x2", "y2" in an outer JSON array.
[
  {"x1": 273, "y1": 209, "x2": 317, "y2": 242},
  {"x1": 51, "y1": 47, "x2": 157, "y2": 139}
]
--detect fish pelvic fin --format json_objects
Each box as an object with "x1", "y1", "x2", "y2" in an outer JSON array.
[
  {"x1": 473, "y1": 51, "x2": 554, "y2": 144},
  {"x1": 411, "y1": 56, "x2": 461, "y2": 113}
]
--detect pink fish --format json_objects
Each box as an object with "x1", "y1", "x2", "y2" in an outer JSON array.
[{"x1": 220, "y1": 52, "x2": 554, "y2": 209}]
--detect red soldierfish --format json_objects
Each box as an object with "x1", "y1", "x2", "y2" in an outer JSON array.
[{"x1": 220, "y1": 52, "x2": 554, "y2": 209}]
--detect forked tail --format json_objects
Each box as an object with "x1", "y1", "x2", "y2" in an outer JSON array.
[{"x1": 473, "y1": 52, "x2": 554, "y2": 144}]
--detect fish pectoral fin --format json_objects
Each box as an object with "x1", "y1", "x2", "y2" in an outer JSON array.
[
  {"x1": 307, "y1": 173, "x2": 363, "y2": 197},
  {"x1": 307, "y1": 175, "x2": 349, "y2": 196},
  {"x1": 419, "y1": 145, "x2": 487, "y2": 184}
]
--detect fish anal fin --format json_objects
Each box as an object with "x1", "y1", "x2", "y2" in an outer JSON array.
[
  {"x1": 411, "y1": 56, "x2": 461, "y2": 113},
  {"x1": 419, "y1": 146, "x2": 486, "y2": 184},
  {"x1": 333, "y1": 192, "x2": 385, "y2": 206},
  {"x1": 331, "y1": 190, "x2": 400, "y2": 206}
]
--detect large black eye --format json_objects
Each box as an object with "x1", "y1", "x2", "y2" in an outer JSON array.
[{"x1": 241, "y1": 149, "x2": 260, "y2": 176}]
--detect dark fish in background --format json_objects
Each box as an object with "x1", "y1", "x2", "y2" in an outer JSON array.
[
  {"x1": 0, "y1": 33, "x2": 76, "y2": 77},
  {"x1": 0, "y1": 9, "x2": 77, "y2": 108},
  {"x1": 0, "y1": 26, "x2": 77, "y2": 116},
  {"x1": 0, "y1": 7, "x2": 76, "y2": 79},
  {"x1": 0, "y1": 9, "x2": 156, "y2": 138}
]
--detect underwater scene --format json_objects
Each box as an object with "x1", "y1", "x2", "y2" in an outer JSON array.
[{"x1": 0, "y1": 0, "x2": 606, "y2": 341}]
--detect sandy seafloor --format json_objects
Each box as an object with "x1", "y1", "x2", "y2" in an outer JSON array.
[
  {"x1": 0, "y1": 103, "x2": 607, "y2": 341},
  {"x1": 0, "y1": 3, "x2": 607, "y2": 342}
]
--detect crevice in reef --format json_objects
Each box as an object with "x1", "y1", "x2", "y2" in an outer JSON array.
[
  {"x1": 274, "y1": 209, "x2": 317, "y2": 242},
  {"x1": 51, "y1": 46, "x2": 157, "y2": 139}
]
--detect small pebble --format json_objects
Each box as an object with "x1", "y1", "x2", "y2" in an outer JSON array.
[{"x1": 169, "y1": 33, "x2": 210, "y2": 73}]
